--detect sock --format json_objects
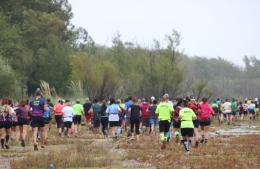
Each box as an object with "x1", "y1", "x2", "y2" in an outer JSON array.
[
  {"x1": 5, "y1": 135, "x2": 9, "y2": 144},
  {"x1": 182, "y1": 140, "x2": 189, "y2": 151},
  {"x1": 160, "y1": 133, "x2": 165, "y2": 142}
]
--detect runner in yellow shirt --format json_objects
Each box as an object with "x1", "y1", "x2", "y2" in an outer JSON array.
[{"x1": 155, "y1": 94, "x2": 174, "y2": 149}]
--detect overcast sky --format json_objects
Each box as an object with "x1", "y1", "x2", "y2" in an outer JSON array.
[{"x1": 68, "y1": 0, "x2": 260, "y2": 66}]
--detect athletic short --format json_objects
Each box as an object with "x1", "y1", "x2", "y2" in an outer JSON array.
[
  {"x1": 44, "y1": 118, "x2": 50, "y2": 124},
  {"x1": 249, "y1": 109, "x2": 255, "y2": 115},
  {"x1": 18, "y1": 118, "x2": 30, "y2": 126},
  {"x1": 193, "y1": 119, "x2": 200, "y2": 128},
  {"x1": 142, "y1": 118, "x2": 150, "y2": 127},
  {"x1": 109, "y1": 121, "x2": 120, "y2": 127},
  {"x1": 55, "y1": 115, "x2": 63, "y2": 128},
  {"x1": 64, "y1": 121, "x2": 72, "y2": 128},
  {"x1": 173, "y1": 119, "x2": 181, "y2": 128},
  {"x1": 73, "y1": 115, "x2": 82, "y2": 125},
  {"x1": 159, "y1": 120, "x2": 171, "y2": 133},
  {"x1": 12, "y1": 121, "x2": 18, "y2": 127},
  {"x1": 93, "y1": 118, "x2": 101, "y2": 128},
  {"x1": 31, "y1": 116, "x2": 45, "y2": 128},
  {"x1": 149, "y1": 118, "x2": 157, "y2": 125},
  {"x1": 232, "y1": 111, "x2": 237, "y2": 116},
  {"x1": 225, "y1": 112, "x2": 232, "y2": 116},
  {"x1": 0, "y1": 121, "x2": 12, "y2": 129},
  {"x1": 181, "y1": 128, "x2": 194, "y2": 137},
  {"x1": 200, "y1": 118, "x2": 211, "y2": 126}
]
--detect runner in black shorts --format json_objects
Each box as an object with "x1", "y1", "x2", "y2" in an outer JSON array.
[
  {"x1": 0, "y1": 98, "x2": 15, "y2": 149},
  {"x1": 29, "y1": 91, "x2": 48, "y2": 151},
  {"x1": 129, "y1": 98, "x2": 141, "y2": 141}
]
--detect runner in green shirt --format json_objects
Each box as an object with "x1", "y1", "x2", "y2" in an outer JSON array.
[
  {"x1": 179, "y1": 100, "x2": 197, "y2": 153},
  {"x1": 155, "y1": 94, "x2": 174, "y2": 149},
  {"x1": 73, "y1": 99, "x2": 84, "y2": 134}
]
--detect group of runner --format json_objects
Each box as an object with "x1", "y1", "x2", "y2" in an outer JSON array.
[{"x1": 0, "y1": 90, "x2": 259, "y2": 153}]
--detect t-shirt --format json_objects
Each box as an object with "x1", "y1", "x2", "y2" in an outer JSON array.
[
  {"x1": 223, "y1": 102, "x2": 232, "y2": 113},
  {"x1": 73, "y1": 104, "x2": 83, "y2": 116},
  {"x1": 100, "y1": 104, "x2": 107, "y2": 117},
  {"x1": 92, "y1": 103, "x2": 101, "y2": 119},
  {"x1": 140, "y1": 102, "x2": 150, "y2": 119},
  {"x1": 106, "y1": 104, "x2": 120, "y2": 122},
  {"x1": 231, "y1": 101, "x2": 237, "y2": 112},
  {"x1": 62, "y1": 106, "x2": 74, "y2": 122},
  {"x1": 149, "y1": 105, "x2": 157, "y2": 119},
  {"x1": 248, "y1": 103, "x2": 256, "y2": 110},
  {"x1": 44, "y1": 105, "x2": 51, "y2": 118},
  {"x1": 179, "y1": 108, "x2": 196, "y2": 128},
  {"x1": 83, "y1": 102, "x2": 92, "y2": 116},
  {"x1": 30, "y1": 97, "x2": 46, "y2": 117},
  {"x1": 130, "y1": 105, "x2": 141, "y2": 120},
  {"x1": 54, "y1": 103, "x2": 63, "y2": 115},
  {"x1": 211, "y1": 103, "x2": 218, "y2": 109},
  {"x1": 155, "y1": 102, "x2": 174, "y2": 121},
  {"x1": 16, "y1": 106, "x2": 29, "y2": 119}
]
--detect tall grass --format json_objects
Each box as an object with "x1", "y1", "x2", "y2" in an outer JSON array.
[
  {"x1": 40, "y1": 80, "x2": 58, "y2": 99},
  {"x1": 67, "y1": 81, "x2": 84, "y2": 99}
]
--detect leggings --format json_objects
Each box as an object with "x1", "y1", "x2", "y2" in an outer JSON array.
[
  {"x1": 130, "y1": 118, "x2": 140, "y2": 135},
  {"x1": 100, "y1": 117, "x2": 108, "y2": 135}
]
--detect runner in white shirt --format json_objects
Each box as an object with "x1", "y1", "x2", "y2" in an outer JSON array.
[
  {"x1": 223, "y1": 98, "x2": 232, "y2": 125},
  {"x1": 62, "y1": 100, "x2": 74, "y2": 136}
]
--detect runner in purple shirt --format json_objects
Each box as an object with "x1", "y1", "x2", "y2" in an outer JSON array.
[{"x1": 29, "y1": 91, "x2": 48, "y2": 151}]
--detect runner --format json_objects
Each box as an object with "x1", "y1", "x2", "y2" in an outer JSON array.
[
  {"x1": 73, "y1": 99, "x2": 84, "y2": 134},
  {"x1": 188, "y1": 97, "x2": 201, "y2": 147},
  {"x1": 16, "y1": 100, "x2": 30, "y2": 147},
  {"x1": 248, "y1": 99, "x2": 256, "y2": 121},
  {"x1": 231, "y1": 98, "x2": 237, "y2": 123},
  {"x1": 53, "y1": 99, "x2": 64, "y2": 136},
  {"x1": 83, "y1": 97, "x2": 92, "y2": 130},
  {"x1": 29, "y1": 91, "x2": 48, "y2": 151},
  {"x1": 172, "y1": 98, "x2": 183, "y2": 143},
  {"x1": 0, "y1": 98, "x2": 16, "y2": 149},
  {"x1": 62, "y1": 100, "x2": 74, "y2": 137},
  {"x1": 149, "y1": 99, "x2": 157, "y2": 135},
  {"x1": 10, "y1": 100, "x2": 19, "y2": 142},
  {"x1": 128, "y1": 98, "x2": 142, "y2": 141},
  {"x1": 43, "y1": 99, "x2": 53, "y2": 143},
  {"x1": 155, "y1": 94, "x2": 174, "y2": 149},
  {"x1": 91, "y1": 99, "x2": 101, "y2": 134},
  {"x1": 140, "y1": 98, "x2": 150, "y2": 134},
  {"x1": 237, "y1": 101, "x2": 245, "y2": 121},
  {"x1": 125, "y1": 97, "x2": 133, "y2": 136},
  {"x1": 179, "y1": 99, "x2": 197, "y2": 153},
  {"x1": 106, "y1": 98, "x2": 121, "y2": 139},
  {"x1": 223, "y1": 98, "x2": 232, "y2": 125},
  {"x1": 199, "y1": 97, "x2": 214, "y2": 144},
  {"x1": 100, "y1": 100, "x2": 108, "y2": 138}
]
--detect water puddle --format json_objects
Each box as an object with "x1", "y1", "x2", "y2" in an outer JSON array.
[{"x1": 210, "y1": 124, "x2": 260, "y2": 137}]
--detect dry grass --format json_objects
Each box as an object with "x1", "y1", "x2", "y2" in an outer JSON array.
[
  {"x1": 10, "y1": 140, "x2": 120, "y2": 169},
  {"x1": 120, "y1": 134, "x2": 260, "y2": 169}
]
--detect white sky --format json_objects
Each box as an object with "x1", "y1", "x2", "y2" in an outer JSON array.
[{"x1": 68, "y1": 0, "x2": 260, "y2": 66}]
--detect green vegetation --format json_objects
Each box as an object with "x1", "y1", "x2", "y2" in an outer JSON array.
[{"x1": 0, "y1": 0, "x2": 259, "y2": 100}]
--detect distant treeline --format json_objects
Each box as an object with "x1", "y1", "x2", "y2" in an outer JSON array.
[{"x1": 0, "y1": 0, "x2": 259, "y2": 100}]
